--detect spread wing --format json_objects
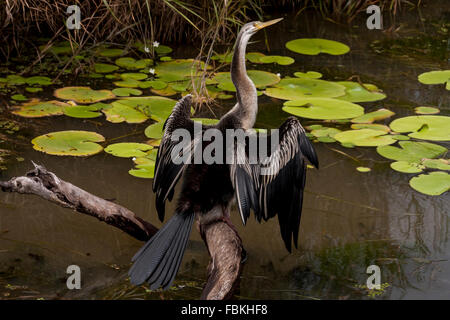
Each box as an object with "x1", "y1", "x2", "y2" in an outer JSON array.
[
  {"x1": 231, "y1": 116, "x2": 319, "y2": 252},
  {"x1": 152, "y1": 94, "x2": 197, "y2": 222}
]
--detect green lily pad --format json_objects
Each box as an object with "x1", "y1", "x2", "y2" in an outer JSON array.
[
  {"x1": 294, "y1": 71, "x2": 322, "y2": 79},
  {"x1": 129, "y1": 163, "x2": 155, "y2": 179},
  {"x1": 103, "y1": 101, "x2": 148, "y2": 123},
  {"x1": 215, "y1": 70, "x2": 280, "y2": 92},
  {"x1": 138, "y1": 80, "x2": 167, "y2": 90},
  {"x1": 258, "y1": 55, "x2": 295, "y2": 65},
  {"x1": 120, "y1": 73, "x2": 148, "y2": 81},
  {"x1": 283, "y1": 98, "x2": 364, "y2": 120},
  {"x1": 11, "y1": 99, "x2": 67, "y2": 117},
  {"x1": 336, "y1": 82, "x2": 386, "y2": 103},
  {"x1": 94, "y1": 63, "x2": 119, "y2": 73},
  {"x1": 286, "y1": 38, "x2": 350, "y2": 55},
  {"x1": 118, "y1": 96, "x2": 177, "y2": 121},
  {"x1": 351, "y1": 123, "x2": 390, "y2": 132},
  {"x1": 11, "y1": 94, "x2": 27, "y2": 101},
  {"x1": 356, "y1": 167, "x2": 371, "y2": 172},
  {"x1": 155, "y1": 59, "x2": 205, "y2": 82},
  {"x1": 334, "y1": 129, "x2": 396, "y2": 146},
  {"x1": 212, "y1": 52, "x2": 234, "y2": 63},
  {"x1": 5, "y1": 75, "x2": 26, "y2": 86},
  {"x1": 112, "y1": 88, "x2": 143, "y2": 97},
  {"x1": 376, "y1": 141, "x2": 447, "y2": 162},
  {"x1": 151, "y1": 86, "x2": 178, "y2": 96},
  {"x1": 246, "y1": 52, "x2": 265, "y2": 63},
  {"x1": 25, "y1": 76, "x2": 52, "y2": 86},
  {"x1": 115, "y1": 57, "x2": 152, "y2": 70},
  {"x1": 265, "y1": 78, "x2": 346, "y2": 100},
  {"x1": 114, "y1": 79, "x2": 141, "y2": 88},
  {"x1": 26, "y1": 87, "x2": 43, "y2": 93},
  {"x1": 191, "y1": 118, "x2": 220, "y2": 125},
  {"x1": 63, "y1": 104, "x2": 103, "y2": 118},
  {"x1": 391, "y1": 134, "x2": 411, "y2": 141},
  {"x1": 409, "y1": 172, "x2": 450, "y2": 196},
  {"x1": 104, "y1": 142, "x2": 153, "y2": 158},
  {"x1": 422, "y1": 159, "x2": 450, "y2": 170},
  {"x1": 414, "y1": 106, "x2": 440, "y2": 115},
  {"x1": 310, "y1": 127, "x2": 341, "y2": 142},
  {"x1": 54, "y1": 86, "x2": 115, "y2": 103},
  {"x1": 418, "y1": 70, "x2": 450, "y2": 90},
  {"x1": 390, "y1": 161, "x2": 424, "y2": 173},
  {"x1": 155, "y1": 45, "x2": 173, "y2": 55},
  {"x1": 98, "y1": 48, "x2": 125, "y2": 57},
  {"x1": 144, "y1": 122, "x2": 165, "y2": 139},
  {"x1": 389, "y1": 116, "x2": 450, "y2": 141},
  {"x1": 351, "y1": 108, "x2": 395, "y2": 124},
  {"x1": 32, "y1": 130, "x2": 105, "y2": 156}
]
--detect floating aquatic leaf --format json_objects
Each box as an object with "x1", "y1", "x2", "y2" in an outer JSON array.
[
  {"x1": 64, "y1": 104, "x2": 103, "y2": 118},
  {"x1": 265, "y1": 78, "x2": 345, "y2": 100},
  {"x1": 94, "y1": 63, "x2": 119, "y2": 73},
  {"x1": 138, "y1": 80, "x2": 167, "y2": 90},
  {"x1": 390, "y1": 161, "x2": 424, "y2": 173},
  {"x1": 103, "y1": 101, "x2": 148, "y2": 123},
  {"x1": 212, "y1": 52, "x2": 233, "y2": 63},
  {"x1": 32, "y1": 130, "x2": 105, "y2": 156},
  {"x1": 422, "y1": 159, "x2": 450, "y2": 170},
  {"x1": 409, "y1": 172, "x2": 450, "y2": 196},
  {"x1": 118, "y1": 96, "x2": 177, "y2": 121},
  {"x1": 376, "y1": 141, "x2": 447, "y2": 162},
  {"x1": 246, "y1": 52, "x2": 265, "y2": 63},
  {"x1": 25, "y1": 76, "x2": 52, "y2": 86},
  {"x1": 11, "y1": 94, "x2": 27, "y2": 101},
  {"x1": 391, "y1": 134, "x2": 411, "y2": 141},
  {"x1": 54, "y1": 86, "x2": 115, "y2": 103},
  {"x1": 310, "y1": 127, "x2": 341, "y2": 143},
  {"x1": 112, "y1": 88, "x2": 143, "y2": 97},
  {"x1": 5, "y1": 75, "x2": 26, "y2": 86},
  {"x1": 294, "y1": 71, "x2": 322, "y2": 79},
  {"x1": 115, "y1": 57, "x2": 152, "y2": 70},
  {"x1": 41, "y1": 41, "x2": 75, "y2": 55},
  {"x1": 389, "y1": 115, "x2": 450, "y2": 141},
  {"x1": 336, "y1": 82, "x2": 386, "y2": 103},
  {"x1": 215, "y1": 70, "x2": 280, "y2": 92},
  {"x1": 155, "y1": 45, "x2": 173, "y2": 55},
  {"x1": 144, "y1": 122, "x2": 165, "y2": 139},
  {"x1": 121, "y1": 73, "x2": 148, "y2": 81},
  {"x1": 155, "y1": 59, "x2": 205, "y2": 82},
  {"x1": 286, "y1": 38, "x2": 350, "y2": 55},
  {"x1": 151, "y1": 86, "x2": 177, "y2": 96},
  {"x1": 98, "y1": 48, "x2": 125, "y2": 57},
  {"x1": 258, "y1": 55, "x2": 295, "y2": 65},
  {"x1": 356, "y1": 167, "x2": 371, "y2": 172},
  {"x1": 104, "y1": 142, "x2": 153, "y2": 158},
  {"x1": 351, "y1": 108, "x2": 395, "y2": 124},
  {"x1": 334, "y1": 129, "x2": 396, "y2": 147},
  {"x1": 192, "y1": 118, "x2": 220, "y2": 125},
  {"x1": 283, "y1": 98, "x2": 364, "y2": 120},
  {"x1": 25, "y1": 87, "x2": 43, "y2": 93},
  {"x1": 114, "y1": 79, "x2": 141, "y2": 88},
  {"x1": 11, "y1": 99, "x2": 67, "y2": 117},
  {"x1": 414, "y1": 106, "x2": 440, "y2": 115},
  {"x1": 160, "y1": 57, "x2": 172, "y2": 62},
  {"x1": 129, "y1": 163, "x2": 155, "y2": 179},
  {"x1": 351, "y1": 123, "x2": 390, "y2": 132},
  {"x1": 418, "y1": 70, "x2": 450, "y2": 90}
]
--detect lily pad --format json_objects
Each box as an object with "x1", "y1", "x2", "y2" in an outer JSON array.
[
  {"x1": 129, "y1": 163, "x2": 155, "y2": 179},
  {"x1": 144, "y1": 122, "x2": 165, "y2": 139},
  {"x1": 138, "y1": 80, "x2": 167, "y2": 90},
  {"x1": 422, "y1": 159, "x2": 450, "y2": 170},
  {"x1": 409, "y1": 172, "x2": 450, "y2": 196},
  {"x1": 11, "y1": 94, "x2": 27, "y2": 101},
  {"x1": 310, "y1": 127, "x2": 341, "y2": 143},
  {"x1": 32, "y1": 130, "x2": 105, "y2": 156},
  {"x1": 115, "y1": 57, "x2": 152, "y2": 70},
  {"x1": 104, "y1": 142, "x2": 153, "y2": 158},
  {"x1": 283, "y1": 98, "x2": 364, "y2": 120},
  {"x1": 25, "y1": 76, "x2": 52, "y2": 86},
  {"x1": 351, "y1": 109, "x2": 395, "y2": 124},
  {"x1": 215, "y1": 70, "x2": 280, "y2": 92},
  {"x1": 376, "y1": 141, "x2": 447, "y2": 162},
  {"x1": 418, "y1": 70, "x2": 450, "y2": 90},
  {"x1": 265, "y1": 78, "x2": 346, "y2": 100},
  {"x1": 286, "y1": 38, "x2": 350, "y2": 55},
  {"x1": 191, "y1": 118, "x2": 220, "y2": 125},
  {"x1": 336, "y1": 82, "x2": 386, "y2": 103},
  {"x1": 390, "y1": 161, "x2": 424, "y2": 173},
  {"x1": 103, "y1": 101, "x2": 148, "y2": 123},
  {"x1": 414, "y1": 106, "x2": 440, "y2": 115},
  {"x1": 155, "y1": 59, "x2": 205, "y2": 82},
  {"x1": 120, "y1": 73, "x2": 148, "y2": 81},
  {"x1": 258, "y1": 55, "x2": 295, "y2": 65},
  {"x1": 54, "y1": 87, "x2": 115, "y2": 103},
  {"x1": 356, "y1": 167, "x2": 371, "y2": 172},
  {"x1": 26, "y1": 87, "x2": 43, "y2": 93},
  {"x1": 294, "y1": 71, "x2": 322, "y2": 79},
  {"x1": 94, "y1": 63, "x2": 119, "y2": 73},
  {"x1": 11, "y1": 99, "x2": 68, "y2": 117},
  {"x1": 118, "y1": 96, "x2": 177, "y2": 121},
  {"x1": 351, "y1": 123, "x2": 390, "y2": 132},
  {"x1": 112, "y1": 88, "x2": 143, "y2": 97},
  {"x1": 389, "y1": 116, "x2": 450, "y2": 141},
  {"x1": 64, "y1": 104, "x2": 103, "y2": 118},
  {"x1": 334, "y1": 129, "x2": 396, "y2": 147},
  {"x1": 98, "y1": 48, "x2": 125, "y2": 57}
]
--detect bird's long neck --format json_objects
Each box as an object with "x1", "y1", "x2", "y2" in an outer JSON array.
[{"x1": 229, "y1": 31, "x2": 257, "y2": 129}]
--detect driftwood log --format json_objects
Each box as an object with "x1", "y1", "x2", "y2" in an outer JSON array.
[{"x1": 0, "y1": 163, "x2": 243, "y2": 300}]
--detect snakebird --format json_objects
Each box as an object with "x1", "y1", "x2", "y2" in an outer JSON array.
[{"x1": 128, "y1": 18, "x2": 318, "y2": 290}]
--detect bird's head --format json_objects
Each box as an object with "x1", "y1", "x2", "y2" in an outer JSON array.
[{"x1": 240, "y1": 18, "x2": 283, "y2": 36}]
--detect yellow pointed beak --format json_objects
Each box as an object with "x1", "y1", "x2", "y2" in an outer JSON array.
[{"x1": 254, "y1": 18, "x2": 283, "y2": 30}]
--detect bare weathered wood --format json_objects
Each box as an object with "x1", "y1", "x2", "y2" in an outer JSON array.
[{"x1": 0, "y1": 163, "x2": 243, "y2": 300}]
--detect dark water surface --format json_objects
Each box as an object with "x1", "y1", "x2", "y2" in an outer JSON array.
[{"x1": 0, "y1": 3, "x2": 449, "y2": 299}]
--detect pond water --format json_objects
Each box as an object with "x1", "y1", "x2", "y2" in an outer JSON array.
[{"x1": 0, "y1": 3, "x2": 449, "y2": 300}]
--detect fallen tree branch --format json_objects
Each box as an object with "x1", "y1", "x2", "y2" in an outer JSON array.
[{"x1": 0, "y1": 163, "x2": 242, "y2": 300}]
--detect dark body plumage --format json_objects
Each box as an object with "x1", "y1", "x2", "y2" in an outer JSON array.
[{"x1": 128, "y1": 19, "x2": 318, "y2": 290}]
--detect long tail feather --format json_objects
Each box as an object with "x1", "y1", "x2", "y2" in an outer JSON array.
[{"x1": 128, "y1": 211, "x2": 195, "y2": 289}]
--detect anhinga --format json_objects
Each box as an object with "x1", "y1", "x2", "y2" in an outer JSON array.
[{"x1": 128, "y1": 18, "x2": 319, "y2": 290}]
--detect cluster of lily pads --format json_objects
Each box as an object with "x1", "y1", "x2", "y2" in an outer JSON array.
[{"x1": 2, "y1": 37, "x2": 449, "y2": 196}]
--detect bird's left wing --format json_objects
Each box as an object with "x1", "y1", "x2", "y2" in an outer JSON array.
[
  {"x1": 153, "y1": 94, "x2": 197, "y2": 222},
  {"x1": 231, "y1": 116, "x2": 318, "y2": 252}
]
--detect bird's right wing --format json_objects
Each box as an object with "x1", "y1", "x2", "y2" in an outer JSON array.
[{"x1": 152, "y1": 94, "x2": 197, "y2": 222}]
